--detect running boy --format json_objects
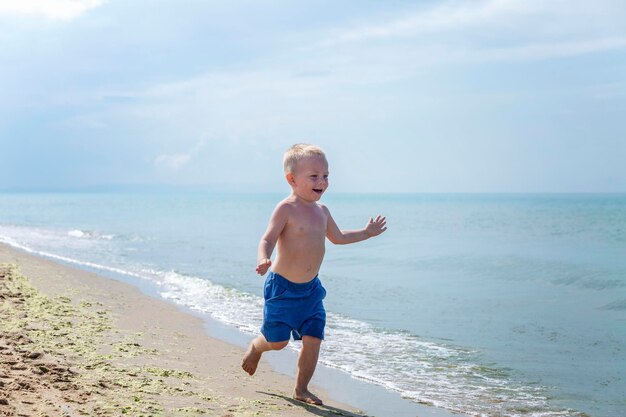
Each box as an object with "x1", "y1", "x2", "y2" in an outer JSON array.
[{"x1": 241, "y1": 144, "x2": 387, "y2": 405}]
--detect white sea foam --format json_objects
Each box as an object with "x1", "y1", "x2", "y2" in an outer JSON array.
[
  {"x1": 68, "y1": 229, "x2": 86, "y2": 238},
  {"x1": 68, "y1": 229, "x2": 115, "y2": 240},
  {"x1": 0, "y1": 227, "x2": 586, "y2": 417},
  {"x1": 0, "y1": 229, "x2": 145, "y2": 280},
  {"x1": 149, "y1": 268, "x2": 585, "y2": 417}
]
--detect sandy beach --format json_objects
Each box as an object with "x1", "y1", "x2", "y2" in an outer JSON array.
[{"x1": 0, "y1": 243, "x2": 370, "y2": 417}]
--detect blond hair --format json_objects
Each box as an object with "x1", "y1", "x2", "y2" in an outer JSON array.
[{"x1": 283, "y1": 143, "x2": 326, "y2": 173}]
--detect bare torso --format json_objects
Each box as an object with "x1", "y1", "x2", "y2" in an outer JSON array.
[{"x1": 272, "y1": 197, "x2": 328, "y2": 283}]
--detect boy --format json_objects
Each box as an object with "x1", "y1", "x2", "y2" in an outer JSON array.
[{"x1": 241, "y1": 144, "x2": 387, "y2": 405}]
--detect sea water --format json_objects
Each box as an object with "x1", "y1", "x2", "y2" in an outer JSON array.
[{"x1": 0, "y1": 192, "x2": 624, "y2": 417}]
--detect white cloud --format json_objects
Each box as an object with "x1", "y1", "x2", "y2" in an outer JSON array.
[
  {"x1": 0, "y1": 0, "x2": 106, "y2": 20},
  {"x1": 31, "y1": 0, "x2": 626, "y2": 159},
  {"x1": 323, "y1": 0, "x2": 535, "y2": 45},
  {"x1": 153, "y1": 141, "x2": 205, "y2": 171},
  {"x1": 479, "y1": 37, "x2": 626, "y2": 62},
  {"x1": 322, "y1": 0, "x2": 626, "y2": 46},
  {"x1": 310, "y1": 0, "x2": 626, "y2": 75},
  {"x1": 154, "y1": 153, "x2": 191, "y2": 171}
]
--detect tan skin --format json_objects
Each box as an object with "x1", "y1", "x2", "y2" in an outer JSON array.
[{"x1": 242, "y1": 155, "x2": 387, "y2": 405}]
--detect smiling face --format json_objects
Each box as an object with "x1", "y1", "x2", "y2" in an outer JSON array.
[{"x1": 287, "y1": 155, "x2": 329, "y2": 203}]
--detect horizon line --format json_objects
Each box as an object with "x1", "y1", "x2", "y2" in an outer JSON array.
[{"x1": 1, "y1": 185, "x2": 625, "y2": 195}]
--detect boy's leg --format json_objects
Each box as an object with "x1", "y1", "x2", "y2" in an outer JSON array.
[
  {"x1": 242, "y1": 334, "x2": 288, "y2": 376},
  {"x1": 293, "y1": 335, "x2": 323, "y2": 405}
]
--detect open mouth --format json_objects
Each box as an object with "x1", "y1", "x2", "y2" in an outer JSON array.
[{"x1": 313, "y1": 189, "x2": 324, "y2": 194}]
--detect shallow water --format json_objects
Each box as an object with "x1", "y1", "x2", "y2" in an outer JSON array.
[{"x1": 1, "y1": 192, "x2": 624, "y2": 417}]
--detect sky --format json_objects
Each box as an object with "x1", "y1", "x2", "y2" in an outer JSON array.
[{"x1": 1, "y1": 0, "x2": 625, "y2": 193}]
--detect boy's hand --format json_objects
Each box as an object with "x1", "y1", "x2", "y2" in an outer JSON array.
[
  {"x1": 365, "y1": 215, "x2": 387, "y2": 238},
  {"x1": 256, "y1": 258, "x2": 272, "y2": 276}
]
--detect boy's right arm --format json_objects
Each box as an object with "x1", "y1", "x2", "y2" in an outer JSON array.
[{"x1": 256, "y1": 203, "x2": 289, "y2": 276}]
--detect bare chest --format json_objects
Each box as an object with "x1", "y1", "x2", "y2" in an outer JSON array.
[{"x1": 286, "y1": 208, "x2": 327, "y2": 239}]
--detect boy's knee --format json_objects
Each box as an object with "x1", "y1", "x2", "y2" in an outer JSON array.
[{"x1": 268, "y1": 340, "x2": 289, "y2": 350}]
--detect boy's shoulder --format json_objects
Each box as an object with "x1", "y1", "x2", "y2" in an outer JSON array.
[
  {"x1": 317, "y1": 202, "x2": 330, "y2": 213},
  {"x1": 275, "y1": 197, "x2": 328, "y2": 214},
  {"x1": 276, "y1": 196, "x2": 296, "y2": 209},
  {"x1": 272, "y1": 197, "x2": 296, "y2": 216}
]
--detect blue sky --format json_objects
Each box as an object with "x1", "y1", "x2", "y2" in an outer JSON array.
[{"x1": 1, "y1": 0, "x2": 625, "y2": 193}]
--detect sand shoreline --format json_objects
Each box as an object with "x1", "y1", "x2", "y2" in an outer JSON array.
[{"x1": 0, "y1": 243, "x2": 371, "y2": 416}]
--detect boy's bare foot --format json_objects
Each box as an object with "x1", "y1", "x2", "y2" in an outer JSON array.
[
  {"x1": 241, "y1": 343, "x2": 262, "y2": 375},
  {"x1": 293, "y1": 389, "x2": 323, "y2": 405}
]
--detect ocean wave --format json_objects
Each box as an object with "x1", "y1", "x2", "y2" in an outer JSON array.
[
  {"x1": 67, "y1": 229, "x2": 115, "y2": 240},
  {"x1": 0, "y1": 233, "x2": 146, "y2": 280},
  {"x1": 151, "y1": 269, "x2": 584, "y2": 417}
]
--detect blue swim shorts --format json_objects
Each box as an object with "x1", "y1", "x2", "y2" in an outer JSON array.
[{"x1": 261, "y1": 271, "x2": 327, "y2": 343}]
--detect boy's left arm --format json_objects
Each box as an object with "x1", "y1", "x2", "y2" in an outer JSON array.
[{"x1": 324, "y1": 207, "x2": 387, "y2": 245}]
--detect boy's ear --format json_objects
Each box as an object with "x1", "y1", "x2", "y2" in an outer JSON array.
[{"x1": 285, "y1": 172, "x2": 296, "y2": 186}]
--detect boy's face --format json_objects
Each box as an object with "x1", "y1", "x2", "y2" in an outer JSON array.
[{"x1": 287, "y1": 156, "x2": 329, "y2": 202}]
